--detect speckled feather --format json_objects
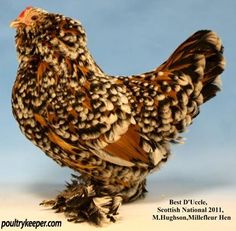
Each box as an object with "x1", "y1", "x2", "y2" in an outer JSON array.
[{"x1": 11, "y1": 7, "x2": 225, "y2": 225}]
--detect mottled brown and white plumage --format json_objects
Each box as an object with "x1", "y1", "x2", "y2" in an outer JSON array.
[{"x1": 11, "y1": 7, "x2": 225, "y2": 225}]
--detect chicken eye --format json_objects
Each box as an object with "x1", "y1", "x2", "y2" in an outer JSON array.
[{"x1": 31, "y1": 15, "x2": 38, "y2": 20}]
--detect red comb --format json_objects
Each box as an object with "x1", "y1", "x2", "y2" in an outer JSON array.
[{"x1": 18, "y1": 6, "x2": 33, "y2": 18}]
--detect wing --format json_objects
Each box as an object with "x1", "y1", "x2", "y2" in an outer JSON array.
[{"x1": 34, "y1": 63, "x2": 149, "y2": 169}]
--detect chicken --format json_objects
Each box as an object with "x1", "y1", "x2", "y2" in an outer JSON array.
[{"x1": 11, "y1": 6, "x2": 225, "y2": 225}]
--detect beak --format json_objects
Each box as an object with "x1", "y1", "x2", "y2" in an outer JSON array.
[{"x1": 10, "y1": 19, "x2": 22, "y2": 28}]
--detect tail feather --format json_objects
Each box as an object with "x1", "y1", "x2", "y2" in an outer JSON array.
[
  {"x1": 157, "y1": 30, "x2": 225, "y2": 103},
  {"x1": 201, "y1": 43, "x2": 225, "y2": 102}
]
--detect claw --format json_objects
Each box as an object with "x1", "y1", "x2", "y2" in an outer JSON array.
[{"x1": 40, "y1": 199, "x2": 56, "y2": 207}]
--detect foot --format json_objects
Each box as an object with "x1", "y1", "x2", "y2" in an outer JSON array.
[{"x1": 40, "y1": 175, "x2": 122, "y2": 226}]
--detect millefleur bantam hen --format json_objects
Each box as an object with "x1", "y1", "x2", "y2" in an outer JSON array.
[{"x1": 10, "y1": 6, "x2": 225, "y2": 225}]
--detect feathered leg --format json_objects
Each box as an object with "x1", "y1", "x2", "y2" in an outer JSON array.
[{"x1": 40, "y1": 174, "x2": 147, "y2": 225}]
